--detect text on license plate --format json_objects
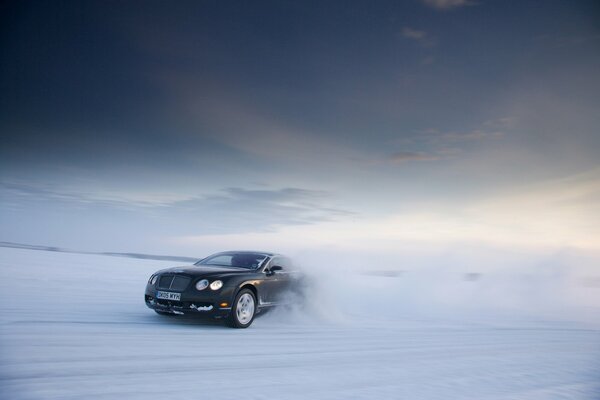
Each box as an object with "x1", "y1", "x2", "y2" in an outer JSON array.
[{"x1": 156, "y1": 291, "x2": 181, "y2": 301}]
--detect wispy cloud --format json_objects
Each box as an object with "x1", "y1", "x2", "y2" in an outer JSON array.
[
  {"x1": 401, "y1": 27, "x2": 435, "y2": 47},
  {"x1": 390, "y1": 151, "x2": 439, "y2": 164},
  {"x1": 0, "y1": 182, "x2": 355, "y2": 236},
  {"x1": 403, "y1": 118, "x2": 513, "y2": 147},
  {"x1": 127, "y1": 186, "x2": 356, "y2": 236},
  {"x1": 209, "y1": 168, "x2": 600, "y2": 252},
  {"x1": 421, "y1": 0, "x2": 474, "y2": 10},
  {"x1": 0, "y1": 181, "x2": 191, "y2": 208},
  {"x1": 388, "y1": 118, "x2": 511, "y2": 165},
  {"x1": 439, "y1": 130, "x2": 504, "y2": 142},
  {"x1": 402, "y1": 27, "x2": 427, "y2": 41}
]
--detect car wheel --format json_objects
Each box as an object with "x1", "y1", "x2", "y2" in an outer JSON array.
[
  {"x1": 155, "y1": 310, "x2": 177, "y2": 316},
  {"x1": 228, "y1": 289, "x2": 256, "y2": 328}
]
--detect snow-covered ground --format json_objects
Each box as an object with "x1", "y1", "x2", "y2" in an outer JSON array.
[{"x1": 0, "y1": 247, "x2": 599, "y2": 399}]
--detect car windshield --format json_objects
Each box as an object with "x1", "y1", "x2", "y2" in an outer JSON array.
[{"x1": 194, "y1": 252, "x2": 269, "y2": 270}]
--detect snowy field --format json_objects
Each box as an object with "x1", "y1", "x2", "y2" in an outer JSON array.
[{"x1": 0, "y1": 246, "x2": 599, "y2": 400}]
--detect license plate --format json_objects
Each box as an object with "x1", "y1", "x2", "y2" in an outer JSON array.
[{"x1": 156, "y1": 291, "x2": 181, "y2": 301}]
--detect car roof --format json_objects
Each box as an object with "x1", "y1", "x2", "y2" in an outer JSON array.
[{"x1": 211, "y1": 250, "x2": 279, "y2": 257}]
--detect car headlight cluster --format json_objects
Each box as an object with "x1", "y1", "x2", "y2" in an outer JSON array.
[
  {"x1": 149, "y1": 275, "x2": 158, "y2": 285},
  {"x1": 195, "y1": 279, "x2": 223, "y2": 291},
  {"x1": 209, "y1": 280, "x2": 223, "y2": 290},
  {"x1": 195, "y1": 279, "x2": 209, "y2": 291}
]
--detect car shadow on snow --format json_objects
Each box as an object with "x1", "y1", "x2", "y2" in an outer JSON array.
[
  {"x1": 145, "y1": 308, "x2": 279, "y2": 329},
  {"x1": 148, "y1": 313, "x2": 228, "y2": 328}
]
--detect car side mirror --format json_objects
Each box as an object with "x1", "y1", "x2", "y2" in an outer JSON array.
[{"x1": 268, "y1": 265, "x2": 283, "y2": 275}]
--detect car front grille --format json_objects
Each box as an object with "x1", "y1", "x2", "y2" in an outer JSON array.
[
  {"x1": 146, "y1": 296, "x2": 213, "y2": 310},
  {"x1": 157, "y1": 275, "x2": 191, "y2": 291}
]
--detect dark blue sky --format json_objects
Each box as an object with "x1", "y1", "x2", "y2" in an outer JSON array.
[{"x1": 1, "y1": 0, "x2": 599, "y2": 254}]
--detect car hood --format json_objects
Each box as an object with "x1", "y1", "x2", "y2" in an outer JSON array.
[{"x1": 156, "y1": 265, "x2": 252, "y2": 278}]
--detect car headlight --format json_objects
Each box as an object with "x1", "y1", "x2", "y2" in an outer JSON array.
[
  {"x1": 149, "y1": 275, "x2": 158, "y2": 285},
  {"x1": 210, "y1": 280, "x2": 223, "y2": 290},
  {"x1": 195, "y1": 279, "x2": 209, "y2": 291}
]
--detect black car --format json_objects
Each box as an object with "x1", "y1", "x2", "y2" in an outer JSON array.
[{"x1": 145, "y1": 251, "x2": 298, "y2": 328}]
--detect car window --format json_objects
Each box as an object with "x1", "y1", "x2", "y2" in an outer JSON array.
[
  {"x1": 231, "y1": 254, "x2": 265, "y2": 269},
  {"x1": 202, "y1": 254, "x2": 232, "y2": 266},
  {"x1": 197, "y1": 252, "x2": 269, "y2": 269}
]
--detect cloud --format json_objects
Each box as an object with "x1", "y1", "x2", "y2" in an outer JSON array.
[
  {"x1": 390, "y1": 151, "x2": 439, "y2": 163},
  {"x1": 386, "y1": 118, "x2": 512, "y2": 167},
  {"x1": 0, "y1": 181, "x2": 355, "y2": 237},
  {"x1": 190, "y1": 167, "x2": 600, "y2": 252},
  {"x1": 405, "y1": 118, "x2": 512, "y2": 147},
  {"x1": 0, "y1": 181, "x2": 190, "y2": 209},
  {"x1": 421, "y1": 0, "x2": 473, "y2": 10},
  {"x1": 401, "y1": 27, "x2": 435, "y2": 47},
  {"x1": 440, "y1": 130, "x2": 504, "y2": 142},
  {"x1": 173, "y1": 187, "x2": 354, "y2": 234},
  {"x1": 402, "y1": 27, "x2": 427, "y2": 40},
  {"x1": 483, "y1": 117, "x2": 516, "y2": 129}
]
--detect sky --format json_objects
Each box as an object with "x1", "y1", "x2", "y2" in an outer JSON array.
[{"x1": 1, "y1": 0, "x2": 599, "y2": 257}]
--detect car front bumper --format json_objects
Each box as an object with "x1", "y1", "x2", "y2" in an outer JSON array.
[{"x1": 144, "y1": 284, "x2": 236, "y2": 319}]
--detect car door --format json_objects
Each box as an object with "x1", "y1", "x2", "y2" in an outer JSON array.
[{"x1": 259, "y1": 256, "x2": 291, "y2": 305}]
